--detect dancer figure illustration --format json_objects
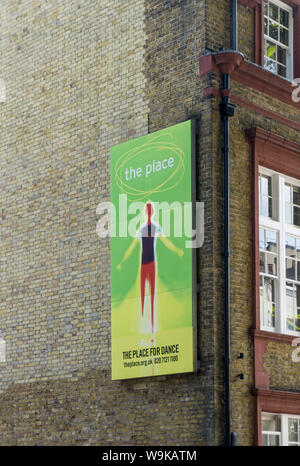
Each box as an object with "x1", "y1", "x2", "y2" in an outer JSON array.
[{"x1": 117, "y1": 202, "x2": 183, "y2": 333}]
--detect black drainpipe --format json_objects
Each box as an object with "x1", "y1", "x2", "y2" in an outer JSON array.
[
  {"x1": 221, "y1": 0, "x2": 239, "y2": 447},
  {"x1": 220, "y1": 73, "x2": 236, "y2": 447},
  {"x1": 231, "y1": 0, "x2": 238, "y2": 52}
]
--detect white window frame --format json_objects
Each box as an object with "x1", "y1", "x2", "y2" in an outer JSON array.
[
  {"x1": 262, "y1": 412, "x2": 300, "y2": 446},
  {"x1": 264, "y1": 0, "x2": 294, "y2": 81},
  {"x1": 259, "y1": 167, "x2": 300, "y2": 336},
  {"x1": 262, "y1": 429, "x2": 281, "y2": 446}
]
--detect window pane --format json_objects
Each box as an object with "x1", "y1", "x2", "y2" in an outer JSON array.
[
  {"x1": 265, "y1": 278, "x2": 275, "y2": 302},
  {"x1": 261, "y1": 175, "x2": 271, "y2": 195},
  {"x1": 277, "y1": 46, "x2": 287, "y2": 65},
  {"x1": 262, "y1": 278, "x2": 276, "y2": 328},
  {"x1": 280, "y1": 9, "x2": 289, "y2": 28},
  {"x1": 262, "y1": 414, "x2": 281, "y2": 432},
  {"x1": 286, "y1": 283, "x2": 300, "y2": 332},
  {"x1": 294, "y1": 207, "x2": 300, "y2": 227},
  {"x1": 286, "y1": 284, "x2": 295, "y2": 331},
  {"x1": 264, "y1": 0, "x2": 268, "y2": 17},
  {"x1": 293, "y1": 186, "x2": 300, "y2": 207},
  {"x1": 286, "y1": 203, "x2": 293, "y2": 224},
  {"x1": 269, "y1": 22, "x2": 279, "y2": 41},
  {"x1": 260, "y1": 252, "x2": 266, "y2": 274},
  {"x1": 297, "y1": 239, "x2": 300, "y2": 260},
  {"x1": 259, "y1": 175, "x2": 272, "y2": 217},
  {"x1": 278, "y1": 64, "x2": 287, "y2": 78},
  {"x1": 266, "y1": 40, "x2": 276, "y2": 60},
  {"x1": 289, "y1": 186, "x2": 300, "y2": 227},
  {"x1": 269, "y1": 3, "x2": 279, "y2": 21},
  {"x1": 286, "y1": 282, "x2": 295, "y2": 314},
  {"x1": 260, "y1": 277, "x2": 264, "y2": 314},
  {"x1": 261, "y1": 197, "x2": 269, "y2": 217},
  {"x1": 286, "y1": 258, "x2": 296, "y2": 280},
  {"x1": 268, "y1": 176, "x2": 272, "y2": 196},
  {"x1": 269, "y1": 199, "x2": 273, "y2": 218},
  {"x1": 286, "y1": 236, "x2": 296, "y2": 257},
  {"x1": 269, "y1": 434, "x2": 280, "y2": 446},
  {"x1": 288, "y1": 419, "x2": 299, "y2": 443},
  {"x1": 267, "y1": 253, "x2": 277, "y2": 276},
  {"x1": 262, "y1": 434, "x2": 269, "y2": 447},
  {"x1": 264, "y1": 17, "x2": 268, "y2": 34},
  {"x1": 280, "y1": 27, "x2": 289, "y2": 46},
  {"x1": 284, "y1": 183, "x2": 292, "y2": 204},
  {"x1": 285, "y1": 184, "x2": 292, "y2": 203},
  {"x1": 265, "y1": 57, "x2": 277, "y2": 74},
  {"x1": 260, "y1": 228, "x2": 265, "y2": 251},
  {"x1": 266, "y1": 230, "x2": 277, "y2": 252},
  {"x1": 262, "y1": 433, "x2": 268, "y2": 446}
]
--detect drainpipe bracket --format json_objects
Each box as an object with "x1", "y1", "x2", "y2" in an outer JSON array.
[{"x1": 220, "y1": 102, "x2": 236, "y2": 119}]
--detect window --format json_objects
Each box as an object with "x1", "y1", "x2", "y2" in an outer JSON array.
[
  {"x1": 259, "y1": 228, "x2": 278, "y2": 329},
  {"x1": 264, "y1": 0, "x2": 293, "y2": 80},
  {"x1": 259, "y1": 168, "x2": 300, "y2": 335},
  {"x1": 262, "y1": 413, "x2": 281, "y2": 445},
  {"x1": 285, "y1": 183, "x2": 300, "y2": 227},
  {"x1": 259, "y1": 174, "x2": 273, "y2": 217},
  {"x1": 262, "y1": 413, "x2": 300, "y2": 446}
]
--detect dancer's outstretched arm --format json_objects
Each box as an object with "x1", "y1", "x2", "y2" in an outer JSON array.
[
  {"x1": 159, "y1": 235, "x2": 184, "y2": 257},
  {"x1": 117, "y1": 238, "x2": 138, "y2": 270}
]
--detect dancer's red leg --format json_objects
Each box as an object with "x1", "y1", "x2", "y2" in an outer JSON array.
[
  {"x1": 148, "y1": 262, "x2": 156, "y2": 333},
  {"x1": 140, "y1": 265, "x2": 146, "y2": 317},
  {"x1": 140, "y1": 261, "x2": 156, "y2": 330}
]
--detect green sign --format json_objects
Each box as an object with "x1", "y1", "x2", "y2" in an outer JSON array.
[{"x1": 110, "y1": 120, "x2": 196, "y2": 380}]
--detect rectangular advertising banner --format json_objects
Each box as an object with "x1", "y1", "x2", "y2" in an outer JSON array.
[{"x1": 110, "y1": 120, "x2": 196, "y2": 380}]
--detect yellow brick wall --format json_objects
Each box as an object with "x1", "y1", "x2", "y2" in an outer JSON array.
[
  {"x1": 0, "y1": 0, "x2": 148, "y2": 387},
  {"x1": 0, "y1": 0, "x2": 152, "y2": 445},
  {"x1": 264, "y1": 342, "x2": 300, "y2": 392},
  {"x1": 238, "y1": 3, "x2": 254, "y2": 61}
]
